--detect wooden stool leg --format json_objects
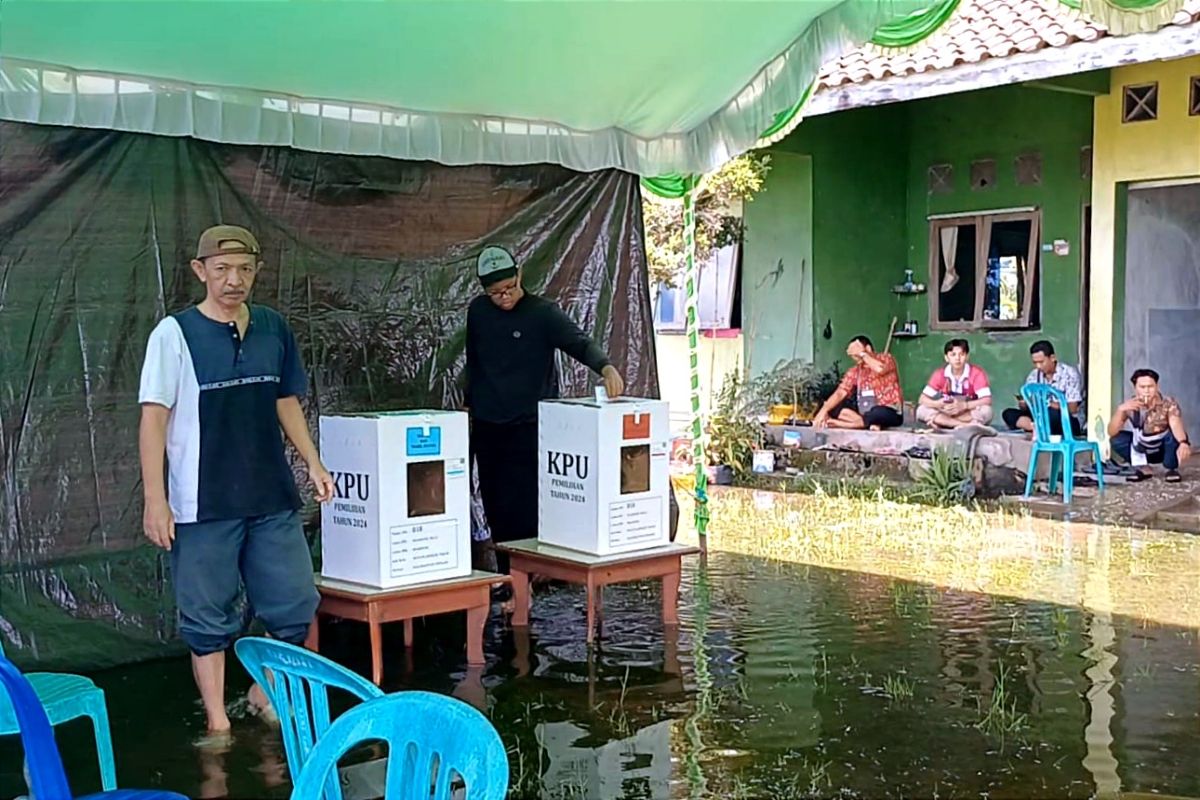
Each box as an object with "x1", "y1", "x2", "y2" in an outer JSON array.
[
  {"x1": 403, "y1": 618, "x2": 415, "y2": 649},
  {"x1": 304, "y1": 614, "x2": 320, "y2": 652},
  {"x1": 585, "y1": 575, "x2": 597, "y2": 645},
  {"x1": 593, "y1": 584, "x2": 604, "y2": 638},
  {"x1": 662, "y1": 565, "x2": 681, "y2": 626},
  {"x1": 511, "y1": 568, "x2": 531, "y2": 627},
  {"x1": 466, "y1": 601, "x2": 487, "y2": 666},
  {"x1": 368, "y1": 608, "x2": 384, "y2": 686}
]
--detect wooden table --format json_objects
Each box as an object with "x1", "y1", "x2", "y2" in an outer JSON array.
[
  {"x1": 309, "y1": 570, "x2": 511, "y2": 686},
  {"x1": 496, "y1": 539, "x2": 700, "y2": 644}
]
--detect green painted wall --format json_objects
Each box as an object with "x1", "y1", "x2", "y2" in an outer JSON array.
[
  {"x1": 746, "y1": 105, "x2": 909, "y2": 378},
  {"x1": 747, "y1": 84, "x2": 1094, "y2": 403},
  {"x1": 742, "y1": 152, "x2": 814, "y2": 375},
  {"x1": 899, "y1": 84, "x2": 1094, "y2": 399}
]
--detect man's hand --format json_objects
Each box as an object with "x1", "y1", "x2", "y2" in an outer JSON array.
[
  {"x1": 812, "y1": 410, "x2": 829, "y2": 430},
  {"x1": 846, "y1": 341, "x2": 866, "y2": 362},
  {"x1": 309, "y1": 460, "x2": 335, "y2": 503},
  {"x1": 143, "y1": 496, "x2": 175, "y2": 551},
  {"x1": 1117, "y1": 399, "x2": 1143, "y2": 415},
  {"x1": 1178, "y1": 441, "x2": 1192, "y2": 463},
  {"x1": 601, "y1": 365, "x2": 625, "y2": 399}
]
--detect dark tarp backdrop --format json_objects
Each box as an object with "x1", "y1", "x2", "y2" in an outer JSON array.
[{"x1": 0, "y1": 121, "x2": 656, "y2": 670}]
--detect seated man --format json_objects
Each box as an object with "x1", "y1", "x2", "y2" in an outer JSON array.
[
  {"x1": 813, "y1": 335, "x2": 903, "y2": 431},
  {"x1": 1001, "y1": 339, "x2": 1084, "y2": 437},
  {"x1": 1108, "y1": 368, "x2": 1191, "y2": 482},
  {"x1": 916, "y1": 339, "x2": 993, "y2": 431}
]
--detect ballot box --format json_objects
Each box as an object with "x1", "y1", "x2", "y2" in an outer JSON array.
[
  {"x1": 319, "y1": 410, "x2": 470, "y2": 588},
  {"x1": 538, "y1": 397, "x2": 671, "y2": 556}
]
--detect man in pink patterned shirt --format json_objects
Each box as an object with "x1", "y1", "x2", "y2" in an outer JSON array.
[
  {"x1": 813, "y1": 335, "x2": 904, "y2": 431},
  {"x1": 916, "y1": 339, "x2": 994, "y2": 431}
]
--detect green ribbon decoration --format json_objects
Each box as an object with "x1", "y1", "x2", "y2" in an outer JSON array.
[{"x1": 870, "y1": 0, "x2": 961, "y2": 47}]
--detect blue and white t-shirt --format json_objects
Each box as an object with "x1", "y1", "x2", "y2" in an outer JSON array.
[{"x1": 138, "y1": 304, "x2": 306, "y2": 523}]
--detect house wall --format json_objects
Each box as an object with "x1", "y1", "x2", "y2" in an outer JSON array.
[
  {"x1": 1089, "y1": 55, "x2": 1200, "y2": 442},
  {"x1": 746, "y1": 84, "x2": 1093, "y2": 406},
  {"x1": 901, "y1": 84, "x2": 1094, "y2": 401},
  {"x1": 745, "y1": 105, "x2": 908, "y2": 383},
  {"x1": 741, "y1": 151, "x2": 815, "y2": 375},
  {"x1": 655, "y1": 331, "x2": 744, "y2": 435}
]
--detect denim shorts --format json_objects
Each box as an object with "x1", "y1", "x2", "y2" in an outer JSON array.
[{"x1": 169, "y1": 509, "x2": 318, "y2": 655}]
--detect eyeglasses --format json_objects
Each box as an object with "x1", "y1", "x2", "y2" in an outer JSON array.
[{"x1": 487, "y1": 283, "x2": 519, "y2": 299}]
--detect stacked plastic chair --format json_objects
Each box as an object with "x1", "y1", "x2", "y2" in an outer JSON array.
[{"x1": 0, "y1": 652, "x2": 189, "y2": 800}]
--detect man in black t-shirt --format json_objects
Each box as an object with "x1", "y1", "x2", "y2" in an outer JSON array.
[{"x1": 465, "y1": 246, "x2": 623, "y2": 571}]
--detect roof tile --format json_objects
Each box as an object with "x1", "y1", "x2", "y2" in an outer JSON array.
[{"x1": 815, "y1": 0, "x2": 1199, "y2": 92}]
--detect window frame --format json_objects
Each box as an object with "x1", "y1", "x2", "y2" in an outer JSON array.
[{"x1": 927, "y1": 209, "x2": 1042, "y2": 332}]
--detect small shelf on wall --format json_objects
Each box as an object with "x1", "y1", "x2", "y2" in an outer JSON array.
[
  {"x1": 892, "y1": 284, "x2": 928, "y2": 295},
  {"x1": 892, "y1": 331, "x2": 927, "y2": 339}
]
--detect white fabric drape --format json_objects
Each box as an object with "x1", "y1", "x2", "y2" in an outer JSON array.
[
  {"x1": 0, "y1": 0, "x2": 921, "y2": 177},
  {"x1": 940, "y1": 225, "x2": 960, "y2": 293}
]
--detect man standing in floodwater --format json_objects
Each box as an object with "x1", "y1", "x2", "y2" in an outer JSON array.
[
  {"x1": 464, "y1": 245, "x2": 624, "y2": 578},
  {"x1": 139, "y1": 225, "x2": 333, "y2": 736}
]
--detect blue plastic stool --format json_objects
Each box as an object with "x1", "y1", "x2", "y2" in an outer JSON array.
[
  {"x1": 1021, "y1": 383, "x2": 1105, "y2": 504},
  {"x1": 0, "y1": 652, "x2": 188, "y2": 800},
  {"x1": 290, "y1": 692, "x2": 508, "y2": 800},
  {"x1": 0, "y1": 642, "x2": 116, "y2": 792},
  {"x1": 234, "y1": 637, "x2": 382, "y2": 797}
]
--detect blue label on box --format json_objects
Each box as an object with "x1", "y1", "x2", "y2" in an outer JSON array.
[{"x1": 406, "y1": 427, "x2": 442, "y2": 457}]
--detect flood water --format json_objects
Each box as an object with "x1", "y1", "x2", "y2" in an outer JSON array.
[{"x1": 3, "y1": 489, "x2": 1199, "y2": 799}]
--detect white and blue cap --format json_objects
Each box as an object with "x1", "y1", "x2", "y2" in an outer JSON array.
[{"x1": 476, "y1": 245, "x2": 518, "y2": 287}]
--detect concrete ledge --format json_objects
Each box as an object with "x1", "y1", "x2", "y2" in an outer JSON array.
[{"x1": 764, "y1": 424, "x2": 1038, "y2": 472}]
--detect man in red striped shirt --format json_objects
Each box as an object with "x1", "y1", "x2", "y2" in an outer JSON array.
[{"x1": 916, "y1": 339, "x2": 994, "y2": 431}]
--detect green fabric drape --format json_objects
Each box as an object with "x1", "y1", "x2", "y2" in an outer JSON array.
[
  {"x1": 640, "y1": 174, "x2": 694, "y2": 200},
  {"x1": 871, "y1": 0, "x2": 962, "y2": 47},
  {"x1": 758, "y1": 86, "x2": 816, "y2": 145},
  {"x1": 1079, "y1": 0, "x2": 1184, "y2": 33}
]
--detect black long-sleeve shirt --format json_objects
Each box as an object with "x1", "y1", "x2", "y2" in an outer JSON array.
[{"x1": 465, "y1": 292, "x2": 611, "y2": 424}]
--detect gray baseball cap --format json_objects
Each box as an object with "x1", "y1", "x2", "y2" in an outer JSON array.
[{"x1": 476, "y1": 245, "x2": 518, "y2": 287}]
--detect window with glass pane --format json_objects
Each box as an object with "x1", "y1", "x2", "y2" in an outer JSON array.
[{"x1": 929, "y1": 210, "x2": 1040, "y2": 330}]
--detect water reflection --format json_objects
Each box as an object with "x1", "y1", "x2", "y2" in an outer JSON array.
[{"x1": 5, "y1": 491, "x2": 1199, "y2": 799}]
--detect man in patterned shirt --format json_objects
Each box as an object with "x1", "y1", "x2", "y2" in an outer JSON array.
[
  {"x1": 813, "y1": 335, "x2": 904, "y2": 431},
  {"x1": 1001, "y1": 340, "x2": 1084, "y2": 437},
  {"x1": 1107, "y1": 368, "x2": 1191, "y2": 482}
]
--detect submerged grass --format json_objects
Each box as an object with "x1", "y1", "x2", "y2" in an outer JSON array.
[
  {"x1": 975, "y1": 661, "x2": 1028, "y2": 741},
  {"x1": 672, "y1": 477, "x2": 1200, "y2": 629}
]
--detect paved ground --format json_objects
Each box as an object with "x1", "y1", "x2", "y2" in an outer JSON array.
[{"x1": 1002, "y1": 460, "x2": 1200, "y2": 529}]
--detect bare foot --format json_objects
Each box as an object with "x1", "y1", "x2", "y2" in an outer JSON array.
[
  {"x1": 247, "y1": 683, "x2": 278, "y2": 725},
  {"x1": 869, "y1": 425, "x2": 882, "y2": 431}
]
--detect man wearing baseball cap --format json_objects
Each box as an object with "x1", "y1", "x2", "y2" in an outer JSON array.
[
  {"x1": 466, "y1": 245, "x2": 623, "y2": 575},
  {"x1": 138, "y1": 224, "x2": 334, "y2": 736}
]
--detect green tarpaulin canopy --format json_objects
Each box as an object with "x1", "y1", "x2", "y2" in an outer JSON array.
[{"x1": 0, "y1": 0, "x2": 935, "y2": 176}]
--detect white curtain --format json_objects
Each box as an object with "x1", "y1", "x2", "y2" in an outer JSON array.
[{"x1": 940, "y1": 225, "x2": 960, "y2": 293}]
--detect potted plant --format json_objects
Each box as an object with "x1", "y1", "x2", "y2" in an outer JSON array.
[
  {"x1": 705, "y1": 371, "x2": 763, "y2": 483},
  {"x1": 744, "y1": 359, "x2": 842, "y2": 424}
]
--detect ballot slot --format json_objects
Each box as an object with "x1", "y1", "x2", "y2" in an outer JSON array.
[
  {"x1": 406, "y1": 460, "x2": 446, "y2": 517},
  {"x1": 619, "y1": 444, "x2": 650, "y2": 494}
]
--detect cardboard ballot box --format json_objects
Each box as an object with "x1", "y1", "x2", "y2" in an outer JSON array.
[
  {"x1": 538, "y1": 397, "x2": 671, "y2": 556},
  {"x1": 319, "y1": 410, "x2": 470, "y2": 589}
]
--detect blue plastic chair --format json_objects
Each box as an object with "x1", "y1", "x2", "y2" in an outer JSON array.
[
  {"x1": 234, "y1": 637, "x2": 383, "y2": 796},
  {"x1": 0, "y1": 641, "x2": 117, "y2": 792},
  {"x1": 1021, "y1": 383, "x2": 1105, "y2": 503},
  {"x1": 289, "y1": 692, "x2": 509, "y2": 800},
  {"x1": 0, "y1": 652, "x2": 188, "y2": 800}
]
